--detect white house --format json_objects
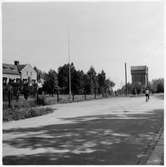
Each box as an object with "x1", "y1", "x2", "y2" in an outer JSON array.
[
  {"x1": 3, "y1": 61, "x2": 37, "y2": 84},
  {"x1": 17, "y1": 64, "x2": 37, "y2": 83}
]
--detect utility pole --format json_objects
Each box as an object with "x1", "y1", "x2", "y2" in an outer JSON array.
[
  {"x1": 68, "y1": 29, "x2": 72, "y2": 100},
  {"x1": 125, "y1": 62, "x2": 127, "y2": 96},
  {"x1": 36, "y1": 70, "x2": 39, "y2": 104}
]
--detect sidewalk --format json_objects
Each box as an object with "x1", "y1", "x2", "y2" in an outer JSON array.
[{"x1": 146, "y1": 132, "x2": 164, "y2": 165}]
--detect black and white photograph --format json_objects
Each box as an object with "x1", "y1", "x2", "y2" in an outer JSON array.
[{"x1": 2, "y1": 0, "x2": 164, "y2": 165}]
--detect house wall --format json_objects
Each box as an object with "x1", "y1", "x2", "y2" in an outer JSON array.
[
  {"x1": 131, "y1": 73, "x2": 146, "y2": 85},
  {"x1": 3, "y1": 73, "x2": 20, "y2": 82},
  {"x1": 131, "y1": 68, "x2": 148, "y2": 88},
  {"x1": 21, "y1": 64, "x2": 37, "y2": 81}
]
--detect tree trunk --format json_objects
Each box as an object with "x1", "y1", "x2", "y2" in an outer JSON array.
[
  {"x1": 36, "y1": 90, "x2": 39, "y2": 105},
  {"x1": 94, "y1": 89, "x2": 96, "y2": 99},
  {"x1": 8, "y1": 93, "x2": 11, "y2": 107},
  {"x1": 84, "y1": 93, "x2": 86, "y2": 100},
  {"x1": 56, "y1": 92, "x2": 59, "y2": 103}
]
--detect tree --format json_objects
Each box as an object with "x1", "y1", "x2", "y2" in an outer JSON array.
[
  {"x1": 43, "y1": 69, "x2": 58, "y2": 96},
  {"x1": 82, "y1": 73, "x2": 91, "y2": 99},
  {"x1": 87, "y1": 66, "x2": 98, "y2": 98},
  {"x1": 70, "y1": 64, "x2": 80, "y2": 101},
  {"x1": 58, "y1": 62, "x2": 82, "y2": 100},
  {"x1": 58, "y1": 64, "x2": 69, "y2": 94},
  {"x1": 34, "y1": 66, "x2": 44, "y2": 81},
  {"x1": 151, "y1": 78, "x2": 164, "y2": 93},
  {"x1": 120, "y1": 82, "x2": 133, "y2": 94},
  {"x1": 76, "y1": 70, "x2": 85, "y2": 94},
  {"x1": 97, "y1": 70, "x2": 106, "y2": 97},
  {"x1": 105, "y1": 79, "x2": 115, "y2": 96}
]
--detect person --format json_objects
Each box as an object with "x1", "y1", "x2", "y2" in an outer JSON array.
[
  {"x1": 7, "y1": 81, "x2": 13, "y2": 107},
  {"x1": 23, "y1": 82, "x2": 29, "y2": 100},
  {"x1": 145, "y1": 88, "x2": 150, "y2": 102},
  {"x1": 16, "y1": 86, "x2": 20, "y2": 102}
]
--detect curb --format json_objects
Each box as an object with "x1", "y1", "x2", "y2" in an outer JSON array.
[
  {"x1": 146, "y1": 132, "x2": 164, "y2": 165},
  {"x1": 137, "y1": 127, "x2": 163, "y2": 165}
]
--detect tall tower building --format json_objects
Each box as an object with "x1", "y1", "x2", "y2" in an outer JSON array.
[{"x1": 131, "y1": 66, "x2": 148, "y2": 88}]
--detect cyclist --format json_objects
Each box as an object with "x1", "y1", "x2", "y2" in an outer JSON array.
[{"x1": 145, "y1": 88, "x2": 150, "y2": 102}]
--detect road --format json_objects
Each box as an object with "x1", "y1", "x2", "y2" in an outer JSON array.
[{"x1": 3, "y1": 95, "x2": 164, "y2": 165}]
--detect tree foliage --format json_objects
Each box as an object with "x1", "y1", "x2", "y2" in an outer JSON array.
[
  {"x1": 87, "y1": 66, "x2": 97, "y2": 95},
  {"x1": 97, "y1": 70, "x2": 106, "y2": 96},
  {"x1": 35, "y1": 63, "x2": 116, "y2": 97},
  {"x1": 43, "y1": 69, "x2": 58, "y2": 96},
  {"x1": 151, "y1": 78, "x2": 164, "y2": 93}
]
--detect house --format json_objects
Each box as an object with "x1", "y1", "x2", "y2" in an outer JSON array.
[
  {"x1": 3, "y1": 61, "x2": 37, "y2": 84},
  {"x1": 15, "y1": 61, "x2": 37, "y2": 83},
  {"x1": 3, "y1": 63, "x2": 20, "y2": 85}
]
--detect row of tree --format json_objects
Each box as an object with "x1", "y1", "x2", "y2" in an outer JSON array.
[
  {"x1": 35, "y1": 63, "x2": 115, "y2": 100},
  {"x1": 117, "y1": 78, "x2": 164, "y2": 95}
]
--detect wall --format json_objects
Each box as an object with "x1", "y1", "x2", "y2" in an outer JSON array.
[
  {"x1": 3, "y1": 73, "x2": 20, "y2": 82},
  {"x1": 21, "y1": 64, "x2": 37, "y2": 81}
]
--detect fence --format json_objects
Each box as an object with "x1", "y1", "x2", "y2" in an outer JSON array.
[{"x1": 3, "y1": 82, "x2": 108, "y2": 109}]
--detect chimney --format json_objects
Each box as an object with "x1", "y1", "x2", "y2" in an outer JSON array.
[{"x1": 14, "y1": 61, "x2": 19, "y2": 66}]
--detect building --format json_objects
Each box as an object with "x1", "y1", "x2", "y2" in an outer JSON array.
[
  {"x1": 3, "y1": 61, "x2": 37, "y2": 84},
  {"x1": 131, "y1": 66, "x2": 148, "y2": 88},
  {"x1": 3, "y1": 63, "x2": 20, "y2": 84},
  {"x1": 15, "y1": 61, "x2": 37, "y2": 83}
]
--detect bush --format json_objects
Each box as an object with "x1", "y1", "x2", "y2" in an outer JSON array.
[
  {"x1": 37, "y1": 95, "x2": 48, "y2": 105},
  {"x1": 3, "y1": 107, "x2": 54, "y2": 122}
]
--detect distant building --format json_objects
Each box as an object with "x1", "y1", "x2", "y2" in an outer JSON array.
[
  {"x1": 3, "y1": 61, "x2": 37, "y2": 85},
  {"x1": 131, "y1": 66, "x2": 148, "y2": 88}
]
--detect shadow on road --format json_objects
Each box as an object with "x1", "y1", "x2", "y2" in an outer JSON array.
[{"x1": 3, "y1": 109, "x2": 163, "y2": 165}]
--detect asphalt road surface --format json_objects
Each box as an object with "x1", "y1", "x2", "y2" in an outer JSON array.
[{"x1": 3, "y1": 95, "x2": 164, "y2": 165}]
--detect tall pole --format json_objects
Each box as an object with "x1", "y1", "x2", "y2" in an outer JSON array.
[
  {"x1": 125, "y1": 62, "x2": 127, "y2": 96},
  {"x1": 68, "y1": 29, "x2": 72, "y2": 99}
]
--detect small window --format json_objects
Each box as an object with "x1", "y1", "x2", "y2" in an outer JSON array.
[
  {"x1": 3, "y1": 66, "x2": 8, "y2": 69},
  {"x1": 23, "y1": 79, "x2": 28, "y2": 83},
  {"x1": 16, "y1": 78, "x2": 20, "y2": 83},
  {"x1": 3, "y1": 77, "x2": 7, "y2": 85},
  {"x1": 10, "y1": 67, "x2": 15, "y2": 70},
  {"x1": 30, "y1": 72, "x2": 32, "y2": 75},
  {"x1": 26, "y1": 71, "x2": 28, "y2": 75}
]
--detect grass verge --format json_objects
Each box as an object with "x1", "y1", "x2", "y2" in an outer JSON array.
[{"x1": 3, "y1": 107, "x2": 54, "y2": 122}]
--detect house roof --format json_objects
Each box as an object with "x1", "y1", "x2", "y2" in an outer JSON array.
[
  {"x1": 17, "y1": 64, "x2": 26, "y2": 72},
  {"x1": 3, "y1": 64, "x2": 20, "y2": 75},
  {"x1": 131, "y1": 66, "x2": 148, "y2": 71}
]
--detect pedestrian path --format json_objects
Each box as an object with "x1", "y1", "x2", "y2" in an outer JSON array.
[{"x1": 3, "y1": 96, "x2": 163, "y2": 130}]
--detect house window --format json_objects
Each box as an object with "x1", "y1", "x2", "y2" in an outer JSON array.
[
  {"x1": 32, "y1": 79, "x2": 35, "y2": 84},
  {"x1": 30, "y1": 72, "x2": 32, "y2": 76},
  {"x1": 3, "y1": 77, "x2": 7, "y2": 85},
  {"x1": 26, "y1": 71, "x2": 28, "y2": 75},
  {"x1": 16, "y1": 78, "x2": 20, "y2": 83},
  {"x1": 23, "y1": 79, "x2": 28, "y2": 83}
]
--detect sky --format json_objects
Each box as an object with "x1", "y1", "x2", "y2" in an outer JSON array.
[{"x1": 2, "y1": 1, "x2": 164, "y2": 89}]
